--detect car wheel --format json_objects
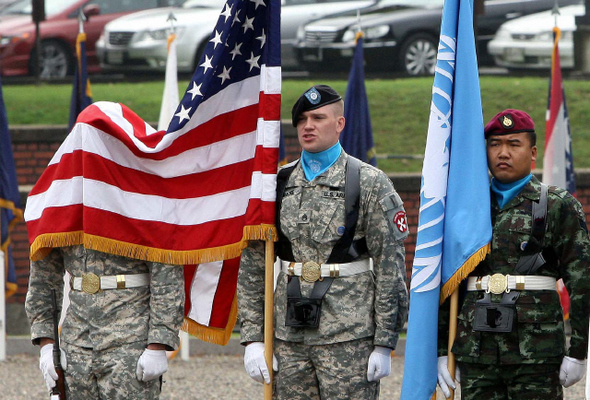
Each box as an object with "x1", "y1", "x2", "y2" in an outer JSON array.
[
  {"x1": 31, "y1": 40, "x2": 71, "y2": 79},
  {"x1": 399, "y1": 33, "x2": 437, "y2": 76}
]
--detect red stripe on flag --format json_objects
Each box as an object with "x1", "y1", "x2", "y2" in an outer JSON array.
[{"x1": 208, "y1": 257, "x2": 240, "y2": 328}]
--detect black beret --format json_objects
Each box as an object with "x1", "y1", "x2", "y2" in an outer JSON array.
[
  {"x1": 484, "y1": 109, "x2": 535, "y2": 138},
  {"x1": 291, "y1": 85, "x2": 342, "y2": 127}
]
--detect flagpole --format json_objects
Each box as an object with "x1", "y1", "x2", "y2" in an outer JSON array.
[
  {"x1": 586, "y1": 318, "x2": 590, "y2": 399},
  {"x1": 264, "y1": 232, "x2": 275, "y2": 399},
  {"x1": 0, "y1": 211, "x2": 5, "y2": 362},
  {"x1": 445, "y1": 288, "x2": 459, "y2": 399}
]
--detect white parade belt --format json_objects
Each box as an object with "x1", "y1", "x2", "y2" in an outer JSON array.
[
  {"x1": 70, "y1": 273, "x2": 151, "y2": 294},
  {"x1": 466, "y1": 274, "x2": 557, "y2": 294},
  {"x1": 280, "y1": 259, "x2": 372, "y2": 283}
]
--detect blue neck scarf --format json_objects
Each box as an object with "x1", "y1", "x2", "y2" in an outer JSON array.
[
  {"x1": 301, "y1": 142, "x2": 342, "y2": 181},
  {"x1": 490, "y1": 173, "x2": 532, "y2": 209}
]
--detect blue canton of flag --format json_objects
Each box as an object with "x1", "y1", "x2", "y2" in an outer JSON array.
[
  {"x1": 68, "y1": 32, "x2": 93, "y2": 130},
  {"x1": 401, "y1": 0, "x2": 492, "y2": 398},
  {"x1": 167, "y1": 0, "x2": 279, "y2": 134},
  {"x1": 0, "y1": 77, "x2": 23, "y2": 298},
  {"x1": 340, "y1": 35, "x2": 376, "y2": 166}
]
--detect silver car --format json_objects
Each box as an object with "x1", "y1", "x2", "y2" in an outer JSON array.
[
  {"x1": 488, "y1": 3, "x2": 584, "y2": 70},
  {"x1": 96, "y1": 0, "x2": 375, "y2": 73}
]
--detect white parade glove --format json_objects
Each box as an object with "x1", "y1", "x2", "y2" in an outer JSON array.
[
  {"x1": 437, "y1": 356, "x2": 460, "y2": 398},
  {"x1": 559, "y1": 356, "x2": 586, "y2": 388},
  {"x1": 135, "y1": 349, "x2": 169, "y2": 381},
  {"x1": 243, "y1": 342, "x2": 278, "y2": 384},
  {"x1": 39, "y1": 343, "x2": 67, "y2": 391},
  {"x1": 367, "y1": 346, "x2": 392, "y2": 382}
]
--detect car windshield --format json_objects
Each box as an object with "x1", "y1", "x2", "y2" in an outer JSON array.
[
  {"x1": 182, "y1": 0, "x2": 225, "y2": 9},
  {"x1": 0, "y1": 0, "x2": 85, "y2": 16}
]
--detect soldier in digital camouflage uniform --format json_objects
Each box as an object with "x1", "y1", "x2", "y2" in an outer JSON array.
[
  {"x1": 437, "y1": 109, "x2": 590, "y2": 400},
  {"x1": 238, "y1": 85, "x2": 409, "y2": 399},
  {"x1": 26, "y1": 245, "x2": 184, "y2": 400}
]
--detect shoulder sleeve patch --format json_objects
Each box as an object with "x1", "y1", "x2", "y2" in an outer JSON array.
[{"x1": 380, "y1": 192, "x2": 408, "y2": 240}]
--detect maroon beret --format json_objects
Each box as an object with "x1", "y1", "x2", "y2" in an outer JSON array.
[{"x1": 484, "y1": 109, "x2": 535, "y2": 138}]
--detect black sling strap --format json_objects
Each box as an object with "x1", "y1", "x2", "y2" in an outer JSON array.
[{"x1": 514, "y1": 183, "x2": 548, "y2": 275}]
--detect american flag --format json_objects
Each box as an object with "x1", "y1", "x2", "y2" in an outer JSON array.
[{"x1": 25, "y1": 0, "x2": 281, "y2": 344}]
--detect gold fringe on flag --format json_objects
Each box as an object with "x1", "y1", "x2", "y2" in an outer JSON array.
[
  {"x1": 439, "y1": 243, "x2": 491, "y2": 304},
  {"x1": 181, "y1": 293, "x2": 238, "y2": 346},
  {"x1": 30, "y1": 225, "x2": 278, "y2": 264}
]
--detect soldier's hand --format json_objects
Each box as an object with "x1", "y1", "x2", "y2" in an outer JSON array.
[
  {"x1": 437, "y1": 356, "x2": 460, "y2": 398},
  {"x1": 559, "y1": 356, "x2": 586, "y2": 388},
  {"x1": 243, "y1": 342, "x2": 278, "y2": 384},
  {"x1": 39, "y1": 343, "x2": 67, "y2": 390},
  {"x1": 136, "y1": 349, "x2": 169, "y2": 381},
  {"x1": 367, "y1": 346, "x2": 392, "y2": 382}
]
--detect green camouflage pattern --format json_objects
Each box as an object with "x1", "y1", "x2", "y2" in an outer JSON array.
[
  {"x1": 238, "y1": 152, "x2": 408, "y2": 349},
  {"x1": 273, "y1": 338, "x2": 380, "y2": 400},
  {"x1": 26, "y1": 245, "x2": 184, "y2": 351},
  {"x1": 459, "y1": 361, "x2": 562, "y2": 400},
  {"x1": 439, "y1": 176, "x2": 590, "y2": 366},
  {"x1": 63, "y1": 342, "x2": 162, "y2": 400}
]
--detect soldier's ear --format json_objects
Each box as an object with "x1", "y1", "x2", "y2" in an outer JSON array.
[{"x1": 531, "y1": 146, "x2": 537, "y2": 162}]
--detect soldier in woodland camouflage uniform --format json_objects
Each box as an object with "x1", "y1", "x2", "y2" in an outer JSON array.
[
  {"x1": 437, "y1": 109, "x2": 590, "y2": 400},
  {"x1": 26, "y1": 245, "x2": 184, "y2": 399},
  {"x1": 238, "y1": 85, "x2": 408, "y2": 399}
]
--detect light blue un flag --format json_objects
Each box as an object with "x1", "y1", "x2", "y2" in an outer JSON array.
[{"x1": 400, "y1": 0, "x2": 492, "y2": 398}]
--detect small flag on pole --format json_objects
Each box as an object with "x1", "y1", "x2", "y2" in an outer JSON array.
[
  {"x1": 0, "y1": 76, "x2": 24, "y2": 298},
  {"x1": 543, "y1": 24, "x2": 573, "y2": 319},
  {"x1": 401, "y1": 0, "x2": 492, "y2": 398},
  {"x1": 68, "y1": 13, "x2": 93, "y2": 130},
  {"x1": 25, "y1": 0, "x2": 281, "y2": 345},
  {"x1": 339, "y1": 32, "x2": 376, "y2": 166}
]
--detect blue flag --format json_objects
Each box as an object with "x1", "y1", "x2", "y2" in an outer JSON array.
[
  {"x1": 0, "y1": 77, "x2": 23, "y2": 298},
  {"x1": 340, "y1": 35, "x2": 376, "y2": 166},
  {"x1": 69, "y1": 32, "x2": 93, "y2": 129},
  {"x1": 400, "y1": 0, "x2": 492, "y2": 398}
]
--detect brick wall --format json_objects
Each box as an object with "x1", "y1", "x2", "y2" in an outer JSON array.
[{"x1": 7, "y1": 124, "x2": 590, "y2": 307}]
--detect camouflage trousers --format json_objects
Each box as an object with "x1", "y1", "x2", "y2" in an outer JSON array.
[
  {"x1": 62, "y1": 342, "x2": 162, "y2": 400},
  {"x1": 273, "y1": 338, "x2": 380, "y2": 400},
  {"x1": 458, "y1": 361, "x2": 562, "y2": 400}
]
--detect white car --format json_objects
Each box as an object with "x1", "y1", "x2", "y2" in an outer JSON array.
[
  {"x1": 487, "y1": 3, "x2": 585, "y2": 70},
  {"x1": 96, "y1": 0, "x2": 374, "y2": 72}
]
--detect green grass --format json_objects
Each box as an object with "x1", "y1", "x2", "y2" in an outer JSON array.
[{"x1": 4, "y1": 76, "x2": 590, "y2": 173}]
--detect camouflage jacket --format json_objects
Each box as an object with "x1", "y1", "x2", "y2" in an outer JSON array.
[
  {"x1": 238, "y1": 152, "x2": 409, "y2": 349},
  {"x1": 26, "y1": 245, "x2": 185, "y2": 351},
  {"x1": 439, "y1": 176, "x2": 590, "y2": 364}
]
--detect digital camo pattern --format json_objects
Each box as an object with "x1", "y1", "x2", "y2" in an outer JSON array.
[
  {"x1": 439, "y1": 176, "x2": 590, "y2": 365},
  {"x1": 63, "y1": 342, "x2": 162, "y2": 400},
  {"x1": 26, "y1": 245, "x2": 184, "y2": 397},
  {"x1": 273, "y1": 338, "x2": 379, "y2": 400},
  {"x1": 459, "y1": 362, "x2": 562, "y2": 400},
  {"x1": 238, "y1": 151, "x2": 408, "y2": 349}
]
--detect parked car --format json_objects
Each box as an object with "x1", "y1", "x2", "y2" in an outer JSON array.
[
  {"x1": 0, "y1": 0, "x2": 183, "y2": 79},
  {"x1": 294, "y1": 0, "x2": 581, "y2": 75},
  {"x1": 487, "y1": 4, "x2": 584, "y2": 70},
  {"x1": 96, "y1": 0, "x2": 375, "y2": 73}
]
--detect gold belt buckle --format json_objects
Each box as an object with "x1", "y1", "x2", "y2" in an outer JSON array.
[
  {"x1": 487, "y1": 273, "x2": 508, "y2": 295},
  {"x1": 301, "y1": 261, "x2": 321, "y2": 283},
  {"x1": 81, "y1": 273, "x2": 101, "y2": 294}
]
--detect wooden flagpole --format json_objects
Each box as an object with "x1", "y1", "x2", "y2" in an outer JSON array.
[
  {"x1": 445, "y1": 288, "x2": 459, "y2": 399},
  {"x1": 585, "y1": 317, "x2": 590, "y2": 399},
  {"x1": 0, "y1": 210, "x2": 5, "y2": 361},
  {"x1": 264, "y1": 233, "x2": 275, "y2": 399}
]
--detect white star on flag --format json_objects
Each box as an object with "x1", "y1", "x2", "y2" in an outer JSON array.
[
  {"x1": 187, "y1": 82, "x2": 203, "y2": 100},
  {"x1": 174, "y1": 104, "x2": 191, "y2": 122}
]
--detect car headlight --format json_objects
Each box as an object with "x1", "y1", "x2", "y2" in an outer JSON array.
[
  {"x1": 493, "y1": 28, "x2": 511, "y2": 40},
  {"x1": 342, "y1": 28, "x2": 358, "y2": 43},
  {"x1": 535, "y1": 31, "x2": 553, "y2": 41},
  {"x1": 135, "y1": 27, "x2": 185, "y2": 43},
  {"x1": 0, "y1": 33, "x2": 30, "y2": 46},
  {"x1": 296, "y1": 25, "x2": 305, "y2": 42},
  {"x1": 364, "y1": 25, "x2": 390, "y2": 40}
]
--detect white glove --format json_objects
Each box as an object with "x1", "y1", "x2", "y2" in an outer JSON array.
[
  {"x1": 437, "y1": 356, "x2": 460, "y2": 398},
  {"x1": 243, "y1": 342, "x2": 278, "y2": 384},
  {"x1": 367, "y1": 346, "x2": 392, "y2": 382},
  {"x1": 559, "y1": 356, "x2": 586, "y2": 388},
  {"x1": 39, "y1": 343, "x2": 67, "y2": 391},
  {"x1": 136, "y1": 349, "x2": 169, "y2": 381}
]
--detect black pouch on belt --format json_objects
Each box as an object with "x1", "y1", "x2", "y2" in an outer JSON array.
[
  {"x1": 473, "y1": 291, "x2": 520, "y2": 333},
  {"x1": 285, "y1": 276, "x2": 332, "y2": 328}
]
